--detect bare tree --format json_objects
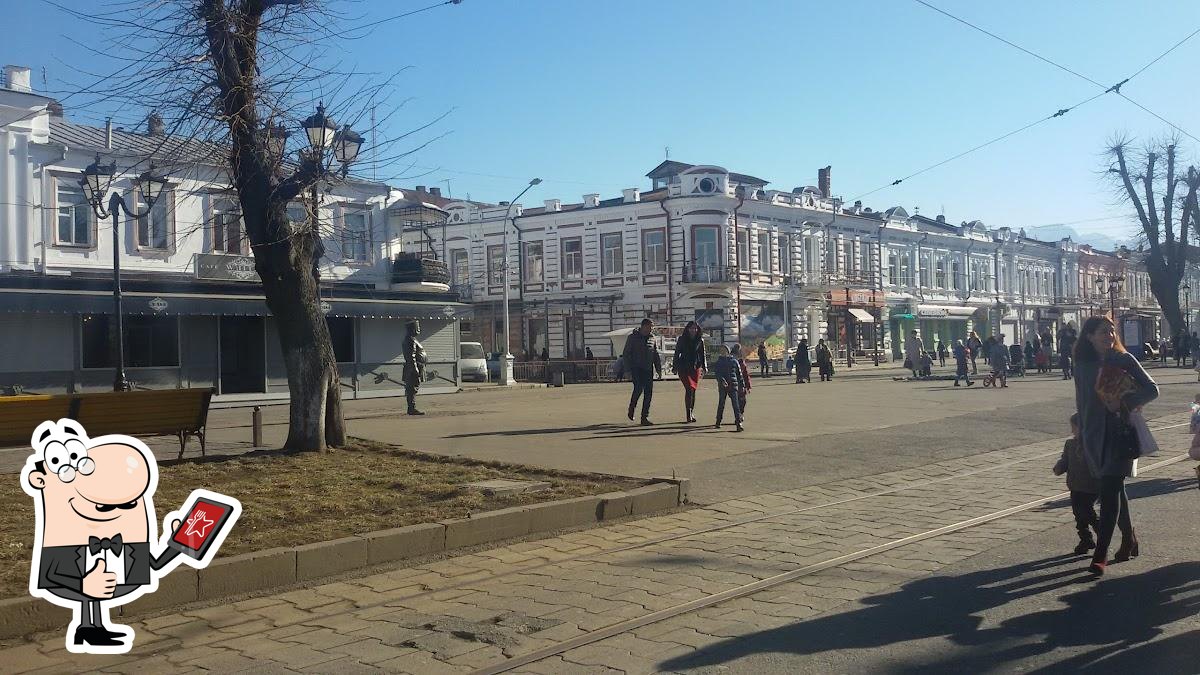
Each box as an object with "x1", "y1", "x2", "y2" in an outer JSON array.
[
  {"x1": 49, "y1": 0, "x2": 449, "y2": 450},
  {"x1": 1106, "y1": 135, "x2": 1200, "y2": 334}
]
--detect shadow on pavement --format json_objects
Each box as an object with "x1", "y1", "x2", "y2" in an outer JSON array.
[
  {"x1": 658, "y1": 558, "x2": 1200, "y2": 674},
  {"x1": 659, "y1": 476, "x2": 1200, "y2": 674}
]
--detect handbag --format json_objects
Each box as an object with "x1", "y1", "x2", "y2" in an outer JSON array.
[{"x1": 1106, "y1": 410, "x2": 1142, "y2": 461}]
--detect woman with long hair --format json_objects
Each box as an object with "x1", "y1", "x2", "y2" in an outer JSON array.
[
  {"x1": 1073, "y1": 315, "x2": 1158, "y2": 575},
  {"x1": 673, "y1": 321, "x2": 707, "y2": 423}
]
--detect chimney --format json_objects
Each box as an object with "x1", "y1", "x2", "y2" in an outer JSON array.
[
  {"x1": 817, "y1": 166, "x2": 831, "y2": 198},
  {"x1": 622, "y1": 187, "x2": 640, "y2": 203},
  {"x1": 47, "y1": 100, "x2": 64, "y2": 119},
  {"x1": 415, "y1": 186, "x2": 426, "y2": 193},
  {"x1": 544, "y1": 199, "x2": 561, "y2": 212},
  {"x1": 105, "y1": 118, "x2": 113, "y2": 150},
  {"x1": 147, "y1": 110, "x2": 165, "y2": 136},
  {"x1": 936, "y1": 214, "x2": 946, "y2": 223},
  {"x1": 582, "y1": 194, "x2": 600, "y2": 208},
  {"x1": 429, "y1": 187, "x2": 442, "y2": 198},
  {"x1": 4, "y1": 65, "x2": 32, "y2": 92}
]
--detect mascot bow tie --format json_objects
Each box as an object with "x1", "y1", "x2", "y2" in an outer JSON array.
[{"x1": 88, "y1": 535, "x2": 123, "y2": 555}]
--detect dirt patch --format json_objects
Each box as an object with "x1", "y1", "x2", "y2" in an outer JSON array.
[{"x1": 0, "y1": 438, "x2": 641, "y2": 600}]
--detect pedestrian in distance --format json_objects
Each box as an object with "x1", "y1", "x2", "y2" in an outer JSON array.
[
  {"x1": 816, "y1": 339, "x2": 834, "y2": 382},
  {"x1": 919, "y1": 351, "x2": 934, "y2": 378},
  {"x1": 621, "y1": 318, "x2": 661, "y2": 426},
  {"x1": 967, "y1": 331, "x2": 983, "y2": 374},
  {"x1": 1074, "y1": 315, "x2": 1158, "y2": 576},
  {"x1": 936, "y1": 340, "x2": 948, "y2": 368},
  {"x1": 672, "y1": 321, "x2": 707, "y2": 423},
  {"x1": 904, "y1": 330, "x2": 924, "y2": 379},
  {"x1": 712, "y1": 345, "x2": 744, "y2": 432},
  {"x1": 732, "y1": 344, "x2": 752, "y2": 418},
  {"x1": 757, "y1": 342, "x2": 769, "y2": 377},
  {"x1": 585, "y1": 346, "x2": 595, "y2": 360},
  {"x1": 1053, "y1": 413, "x2": 1102, "y2": 555},
  {"x1": 794, "y1": 339, "x2": 812, "y2": 383},
  {"x1": 1059, "y1": 325, "x2": 1077, "y2": 380},
  {"x1": 990, "y1": 334, "x2": 1010, "y2": 388},
  {"x1": 953, "y1": 339, "x2": 974, "y2": 387},
  {"x1": 1009, "y1": 341, "x2": 1024, "y2": 377}
]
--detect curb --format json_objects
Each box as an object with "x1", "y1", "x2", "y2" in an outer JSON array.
[{"x1": 0, "y1": 478, "x2": 688, "y2": 641}]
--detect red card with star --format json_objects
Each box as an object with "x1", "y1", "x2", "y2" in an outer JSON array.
[{"x1": 170, "y1": 497, "x2": 234, "y2": 559}]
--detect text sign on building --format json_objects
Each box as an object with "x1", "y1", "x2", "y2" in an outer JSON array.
[{"x1": 195, "y1": 254, "x2": 260, "y2": 283}]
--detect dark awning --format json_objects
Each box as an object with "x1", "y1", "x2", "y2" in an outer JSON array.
[{"x1": 0, "y1": 288, "x2": 466, "y2": 320}]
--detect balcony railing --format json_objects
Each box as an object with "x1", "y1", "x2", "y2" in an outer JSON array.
[
  {"x1": 391, "y1": 253, "x2": 449, "y2": 285},
  {"x1": 681, "y1": 262, "x2": 738, "y2": 284}
]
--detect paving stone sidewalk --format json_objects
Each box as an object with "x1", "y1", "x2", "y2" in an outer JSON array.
[{"x1": 4, "y1": 412, "x2": 1194, "y2": 674}]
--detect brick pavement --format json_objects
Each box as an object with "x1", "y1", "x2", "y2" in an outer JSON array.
[{"x1": 3, "y1": 412, "x2": 1194, "y2": 674}]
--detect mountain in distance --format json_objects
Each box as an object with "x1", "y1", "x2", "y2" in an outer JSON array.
[{"x1": 1025, "y1": 223, "x2": 1135, "y2": 252}]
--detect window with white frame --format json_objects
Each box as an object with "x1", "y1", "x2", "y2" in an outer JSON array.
[
  {"x1": 778, "y1": 235, "x2": 791, "y2": 275},
  {"x1": 952, "y1": 260, "x2": 962, "y2": 290},
  {"x1": 561, "y1": 237, "x2": 582, "y2": 279},
  {"x1": 450, "y1": 248, "x2": 469, "y2": 287},
  {"x1": 342, "y1": 211, "x2": 369, "y2": 262},
  {"x1": 737, "y1": 230, "x2": 751, "y2": 271},
  {"x1": 212, "y1": 210, "x2": 246, "y2": 254},
  {"x1": 898, "y1": 255, "x2": 910, "y2": 286},
  {"x1": 935, "y1": 259, "x2": 946, "y2": 288},
  {"x1": 136, "y1": 191, "x2": 171, "y2": 249},
  {"x1": 523, "y1": 240, "x2": 544, "y2": 282},
  {"x1": 888, "y1": 253, "x2": 899, "y2": 285},
  {"x1": 843, "y1": 241, "x2": 854, "y2": 275},
  {"x1": 756, "y1": 232, "x2": 771, "y2": 272},
  {"x1": 642, "y1": 229, "x2": 666, "y2": 274},
  {"x1": 287, "y1": 203, "x2": 308, "y2": 227},
  {"x1": 919, "y1": 255, "x2": 931, "y2": 287},
  {"x1": 860, "y1": 243, "x2": 872, "y2": 276},
  {"x1": 56, "y1": 183, "x2": 91, "y2": 246},
  {"x1": 601, "y1": 232, "x2": 623, "y2": 276},
  {"x1": 487, "y1": 244, "x2": 505, "y2": 286}
]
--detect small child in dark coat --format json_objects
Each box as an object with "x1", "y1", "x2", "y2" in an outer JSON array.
[{"x1": 1053, "y1": 413, "x2": 1100, "y2": 554}]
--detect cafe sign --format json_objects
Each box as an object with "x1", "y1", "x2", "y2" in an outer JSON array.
[{"x1": 195, "y1": 253, "x2": 260, "y2": 283}]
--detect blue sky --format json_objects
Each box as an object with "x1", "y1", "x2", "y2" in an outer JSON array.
[{"x1": 4, "y1": 0, "x2": 1199, "y2": 245}]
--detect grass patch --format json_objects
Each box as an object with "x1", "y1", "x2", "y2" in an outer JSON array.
[{"x1": 0, "y1": 438, "x2": 641, "y2": 600}]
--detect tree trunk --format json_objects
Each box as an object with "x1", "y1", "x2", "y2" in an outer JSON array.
[{"x1": 1149, "y1": 270, "x2": 1184, "y2": 336}]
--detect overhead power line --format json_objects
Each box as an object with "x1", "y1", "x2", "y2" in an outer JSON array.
[
  {"x1": 852, "y1": 4, "x2": 1200, "y2": 201},
  {"x1": 912, "y1": 0, "x2": 1199, "y2": 142}
]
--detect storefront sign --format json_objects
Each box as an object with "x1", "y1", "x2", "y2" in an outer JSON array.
[
  {"x1": 829, "y1": 289, "x2": 882, "y2": 307},
  {"x1": 195, "y1": 254, "x2": 260, "y2": 283}
]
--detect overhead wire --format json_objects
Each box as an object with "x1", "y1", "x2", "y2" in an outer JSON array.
[{"x1": 851, "y1": 5, "x2": 1200, "y2": 201}]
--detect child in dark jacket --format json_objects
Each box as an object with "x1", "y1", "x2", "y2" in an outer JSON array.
[
  {"x1": 713, "y1": 345, "x2": 744, "y2": 432},
  {"x1": 1053, "y1": 413, "x2": 1100, "y2": 554}
]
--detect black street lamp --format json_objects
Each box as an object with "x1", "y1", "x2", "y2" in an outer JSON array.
[
  {"x1": 1096, "y1": 275, "x2": 1124, "y2": 320},
  {"x1": 1184, "y1": 283, "x2": 1191, "y2": 333},
  {"x1": 296, "y1": 103, "x2": 363, "y2": 256},
  {"x1": 80, "y1": 156, "x2": 169, "y2": 391}
]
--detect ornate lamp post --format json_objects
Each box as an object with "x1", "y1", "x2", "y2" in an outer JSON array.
[
  {"x1": 80, "y1": 157, "x2": 169, "y2": 391},
  {"x1": 297, "y1": 103, "x2": 363, "y2": 262}
]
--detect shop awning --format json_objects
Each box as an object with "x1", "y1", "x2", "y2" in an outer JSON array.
[
  {"x1": 0, "y1": 288, "x2": 465, "y2": 320},
  {"x1": 848, "y1": 308, "x2": 876, "y2": 323},
  {"x1": 916, "y1": 304, "x2": 983, "y2": 320}
]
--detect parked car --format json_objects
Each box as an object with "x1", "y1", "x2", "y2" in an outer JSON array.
[{"x1": 459, "y1": 342, "x2": 489, "y2": 382}]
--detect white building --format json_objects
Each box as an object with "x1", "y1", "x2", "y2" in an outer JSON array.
[
  {"x1": 411, "y1": 159, "x2": 1193, "y2": 362},
  {"x1": 0, "y1": 65, "x2": 467, "y2": 399}
]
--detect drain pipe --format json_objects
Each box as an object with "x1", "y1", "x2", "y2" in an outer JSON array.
[
  {"x1": 732, "y1": 191, "x2": 746, "y2": 344},
  {"x1": 659, "y1": 197, "x2": 674, "y2": 326}
]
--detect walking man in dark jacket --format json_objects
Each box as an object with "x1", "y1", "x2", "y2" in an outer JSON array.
[{"x1": 622, "y1": 319, "x2": 661, "y2": 425}]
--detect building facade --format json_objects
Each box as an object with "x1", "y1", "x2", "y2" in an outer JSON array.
[
  {"x1": 411, "y1": 159, "x2": 1196, "y2": 362},
  {"x1": 0, "y1": 65, "x2": 467, "y2": 399}
]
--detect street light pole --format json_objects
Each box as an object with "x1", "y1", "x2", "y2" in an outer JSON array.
[
  {"x1": 498, "y1": 178, "x2": 542, "y2": 386},
  {"x1": 81, "y1": 157, "x2": 168, "y2": 392}
]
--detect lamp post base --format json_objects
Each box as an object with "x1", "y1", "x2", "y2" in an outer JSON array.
[{"x1": 496, "y1": 354, "x2": 517, "y2": 386}]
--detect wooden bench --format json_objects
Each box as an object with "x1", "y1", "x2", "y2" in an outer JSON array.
[{"x1": 0, "y1": 388, "x2": 214, "y2": 459}]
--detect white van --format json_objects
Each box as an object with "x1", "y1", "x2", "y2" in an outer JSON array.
[{"x1": 459, "y1": 342, "x2": 489, "y2": 382}]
